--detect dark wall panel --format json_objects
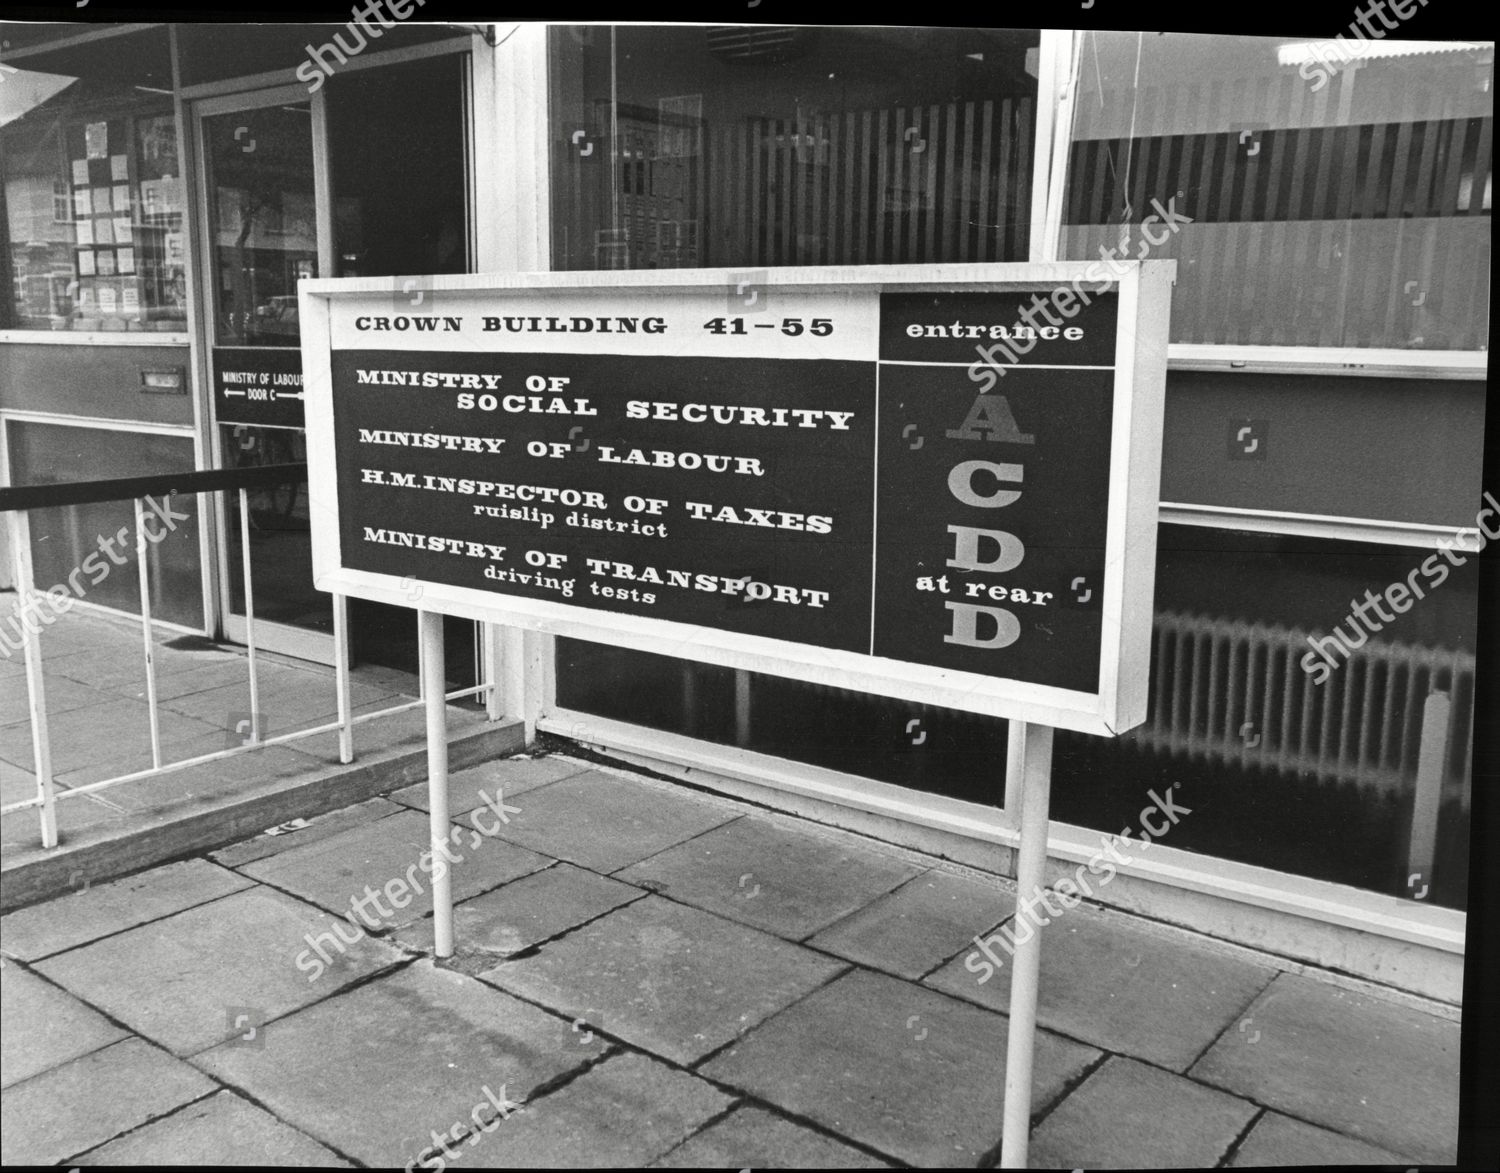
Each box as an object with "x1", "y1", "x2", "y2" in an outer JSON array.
[{"x1": 0, "y1": 342, "x2": 194, "y2": 428}]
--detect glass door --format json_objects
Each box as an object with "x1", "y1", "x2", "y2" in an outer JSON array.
[
  {"x1": 194, "y1": 56, "x2": 478, "y2": 683},
  {"x1": 196, "y1": 85, "x2": 331, "y2": 661}
]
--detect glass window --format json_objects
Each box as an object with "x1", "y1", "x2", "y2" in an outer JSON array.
[
  {"x1": 1061, "y1": 34, "x2": 1492, "y2": 350},
  {"x1": 6, "y1": 421, "x2": 202, "y2": 629},
  {"x1": 1054, "y1": 525, "x2": 1477, "y2": 910},
  {"x1": 1, "y1": 48, "x2": 187, "y2": 333},
  {"x1": 203, "y1": 104, "x2": 317, "y2": 347},
  {"x1": 549, "y1": 25, "x2": 1042, "y2": 270}
]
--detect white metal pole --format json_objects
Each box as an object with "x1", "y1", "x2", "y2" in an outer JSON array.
[
  {"x1": 7, "y1": 510, "x2": 58, "y2": 849},
  {"x1": 1000, "y1": 720, "x2": 1055, "y2": 1169},
  {"x1": 420, "y1": 609, "x2": 454, "y2": 958},
  {"x1": 237, "y1": 487, "x2": 260, "y2": 743},
  {"x1": 332, "y1": 592, "x2": 353, "y2": 763},
  {"x1": 481, "y1": 621, "x2": 504, "y2": 722},
  {"x1": 1406, "y1": 688, "x2": 1451, "y2": 896},
  {"x1": 134, "y1": 498, "x2": 162, "y2": 768}
]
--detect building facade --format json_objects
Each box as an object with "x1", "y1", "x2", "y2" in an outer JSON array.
[{"x1": 0, "y1": 23, "x2": 1489, "y2": 999}]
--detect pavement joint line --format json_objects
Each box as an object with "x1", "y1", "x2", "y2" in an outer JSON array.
[
  {"x1": 1178, "y1": 966, "x2": 1282, "y2": 1074},
  {"x1": 1005, "y1": 1046, "x2": 1111, "y2": 1155},
  {"x1": 402, "y1": 1044, "x2": 624, "y2": 1168},
  {"x1": 679, "y1": 956, "x2": 859, "y2": 1074},
  {"x1": 1012, "y1": 1038, "x2": 1419, "y2": 1162},
  {"x1": 56, "y1": 1081, "x2": 231, "y2": 1166},
  {"x1": 416, "y1": 870, "x2": 654, "y2": 963},
  {"x1": 455, "y1": 947, "x2": 903, "y2": 1166},
  {"x1": 912, "y1": 912, "x2": 1019, "y2": 984},
  {"x1": 0, "y1": 866, "x2": 255, "y2": 964},
  {"x1": 1212, "y1": 1103, "x2": 1269, "y2": 1170},
  {"x1": 597, "y1": 811, "x2": 751, "y2": 879},
  {"x1": 178, "y1": 1067, "x2": 368, "y2": 1169},
  {"x1": 646, "y1": 1096, "x2": 749, "y2": 1166},
  {"x1": 176, "y1": 953, "x2": 422, "y2": 1062},
  {"x1": 547, "y1": 736, "x2": 970, "y2": 872},
  {"x1": 682, "y1": 1059, "x2": 914, "y2": 1168},
  {"x1": 791, "y1": 866, "x2": 932, "y2": 946}
]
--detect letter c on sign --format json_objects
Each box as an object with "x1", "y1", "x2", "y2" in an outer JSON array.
[{"x1": 948, "y1": 461, "x2": 1023, "y2": 508}]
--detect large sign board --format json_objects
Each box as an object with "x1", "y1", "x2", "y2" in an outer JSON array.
[{"x1": 301, "y1": 264, "x2": 1171, "y2": 736}]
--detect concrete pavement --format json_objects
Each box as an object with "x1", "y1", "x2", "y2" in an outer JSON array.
[{"x1": 1, "y1": 753, "x2": 1460, "y2": 1167}]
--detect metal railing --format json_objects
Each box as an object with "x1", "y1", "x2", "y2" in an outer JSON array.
[{"x1": 1, "y1": 463, "x2": 500, "y2": 850}]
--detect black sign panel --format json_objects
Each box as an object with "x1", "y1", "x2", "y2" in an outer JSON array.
[
  {"x1": 213, "y1": 346, "x2": 306, "y2": 429},
  {"x1": 331, "y1": 350, "x2": 875, "y2": 654}
]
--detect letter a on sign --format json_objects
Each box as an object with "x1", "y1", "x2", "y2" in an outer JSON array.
[{"x1": 945, "y1": 395, "x2": 1035, "y2": 444}]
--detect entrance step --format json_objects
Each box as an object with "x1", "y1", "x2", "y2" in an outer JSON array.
[{"x1": 0, "y1": 706, "x2": 524, "y2": 913}]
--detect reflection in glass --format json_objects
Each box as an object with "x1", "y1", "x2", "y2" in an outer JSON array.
[
  {"x1": 220, "y1": 424, "x2": 326, "y2": 631},
  {"x1": 5, "y1": 422, "x2": 202, "y2": 628},
  {"x1": 549, "y1": 25, "x2": 1042, "y2": 271},
  {"x1": 1061, "y1": 33, "x2": 1492, "y2": 350},
  {"x1": 203, "y1": 105, "x2": 317, "y2": 346},
  {"x1": 1, "y1": 59, "x2": 186, "y2": 332}
]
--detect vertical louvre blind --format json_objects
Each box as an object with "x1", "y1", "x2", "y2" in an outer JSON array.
[
  {"x1": 1064, "y1": 60, "x2": 1492, "y2": 350},
  {"x1": 557, "y1": 97, "x2": 1035, "y2": 271}
]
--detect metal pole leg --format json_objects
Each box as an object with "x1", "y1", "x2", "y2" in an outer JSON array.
[
  {"x1": 1000, "y1": 721, "x2": 1054, "y2": 1169},
  {"x1": 419, "y1": 610, "x2": 454, "y2": 958},
  {"x1": 8, "y1": 510, "x2": 58, "y2": 849}
]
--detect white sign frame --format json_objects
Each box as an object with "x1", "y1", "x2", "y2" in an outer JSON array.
[{"x1": 300, "y1": 262, "x2": 1172, "y2": 737}]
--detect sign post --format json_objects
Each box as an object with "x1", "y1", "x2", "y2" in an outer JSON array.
[
  {"x1": 1000, "y1": 720, "x2": 1054, "y2": 1169},
  {"x1": 299, "y1": 261, "x2": 1171, "y2": 1162},
  {"x1": 419, "y1": 609, "x2": 455, "y2": 959}
]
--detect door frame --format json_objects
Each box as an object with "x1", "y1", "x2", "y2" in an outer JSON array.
[{"x1": 190, "y1": 82, "x2": 336, "y2": 662}]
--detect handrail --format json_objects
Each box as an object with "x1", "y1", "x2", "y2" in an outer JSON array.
[{"x1": 0, "y1": 462, "x2": 308, "y2": 513}]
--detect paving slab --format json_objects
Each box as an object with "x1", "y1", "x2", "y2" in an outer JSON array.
[
  {"x1": 0, "y1": 672, "x2": 122, "y2": 726},
  {"x1": 1190, "y1": 971, "x2": 1460, "y2": 1163},
  {"x1": 1228, "y1": 1110, "x2": 1412, "y2": 1166},
  {"x1": 34, "y1": 886, "x2": 406, "y2": 1055},
  {"x1": 1, "y1": 962, "x2": 128, "y2": 1088},
  {"x1": 925, "y1": 899, "x2": 1277, "y2": 1070},
  {"x1": 652, "y1": 1103, "x2": 892, "y2": 1168},
  {"x1": 209, "y1": 797, "x2": 405, "y2": 868},
  {"x1": 0, "y1": 1036, "x2": 217, "y2": 1164},
  {"x1": 73, "y1": 1088, "x2": 354, "y2": 1166},
  {"x1": 700, "y1": 967, "x2": 1100, "y2": 1167},
  {"x1": 388, "y1": 753, "x2": 592, "y2": 815},
  {"x1": 194, "y1": 959, "x2": 606, "y2": 1166},
  {"x1": 394, "y1": 861, "x2": 645, "y2": 957},
  {"x1": 430, "y1": 1050, "x2": 732, "y2": 1168},
  {"x1": 236, "y1": 807, "x2": 553, "y2": 929},
  {"x1": 481, "y1": 893, "x2": 846, "y2": 1066},
  {"x1": 1, "y1": 857, "x2": 253, "y2": 960},
  {"x1": 48, "y1": 641, "x2": 244, "y2": 690},
  {"x1": 1028, "y1": 1055, "x2": 1257, "y2": 1169},
  {"x1": 807, "y1": 866, "x2": 1017, "y2": 980},
  {"x1": 148, "y1": 659, "x2": 268, "y2": 702},
  {"x1": 156, "y1": 671, "x2": 397, "y2": 734},
  {"x1": 3, "y1": 697, "x2": 229, "y2": 774},
  {"x1": 470, "y1": 767, "x2": 739, "y2": 874},
  {"x1": 616, "y1": 812, "x2": 925, "y2": 940}
]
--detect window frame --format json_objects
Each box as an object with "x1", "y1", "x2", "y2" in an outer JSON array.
[{"x1": 1038, "y1": 30, "x2": 1491, "y2": 383}]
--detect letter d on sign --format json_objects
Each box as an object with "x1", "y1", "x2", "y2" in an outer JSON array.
[
  {"x1": 944, "y1": 602, "x2": 1020, "y2": 648},
  {"x1": 948, "y1": 525, "x2": 1025, "y2": 573}
]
